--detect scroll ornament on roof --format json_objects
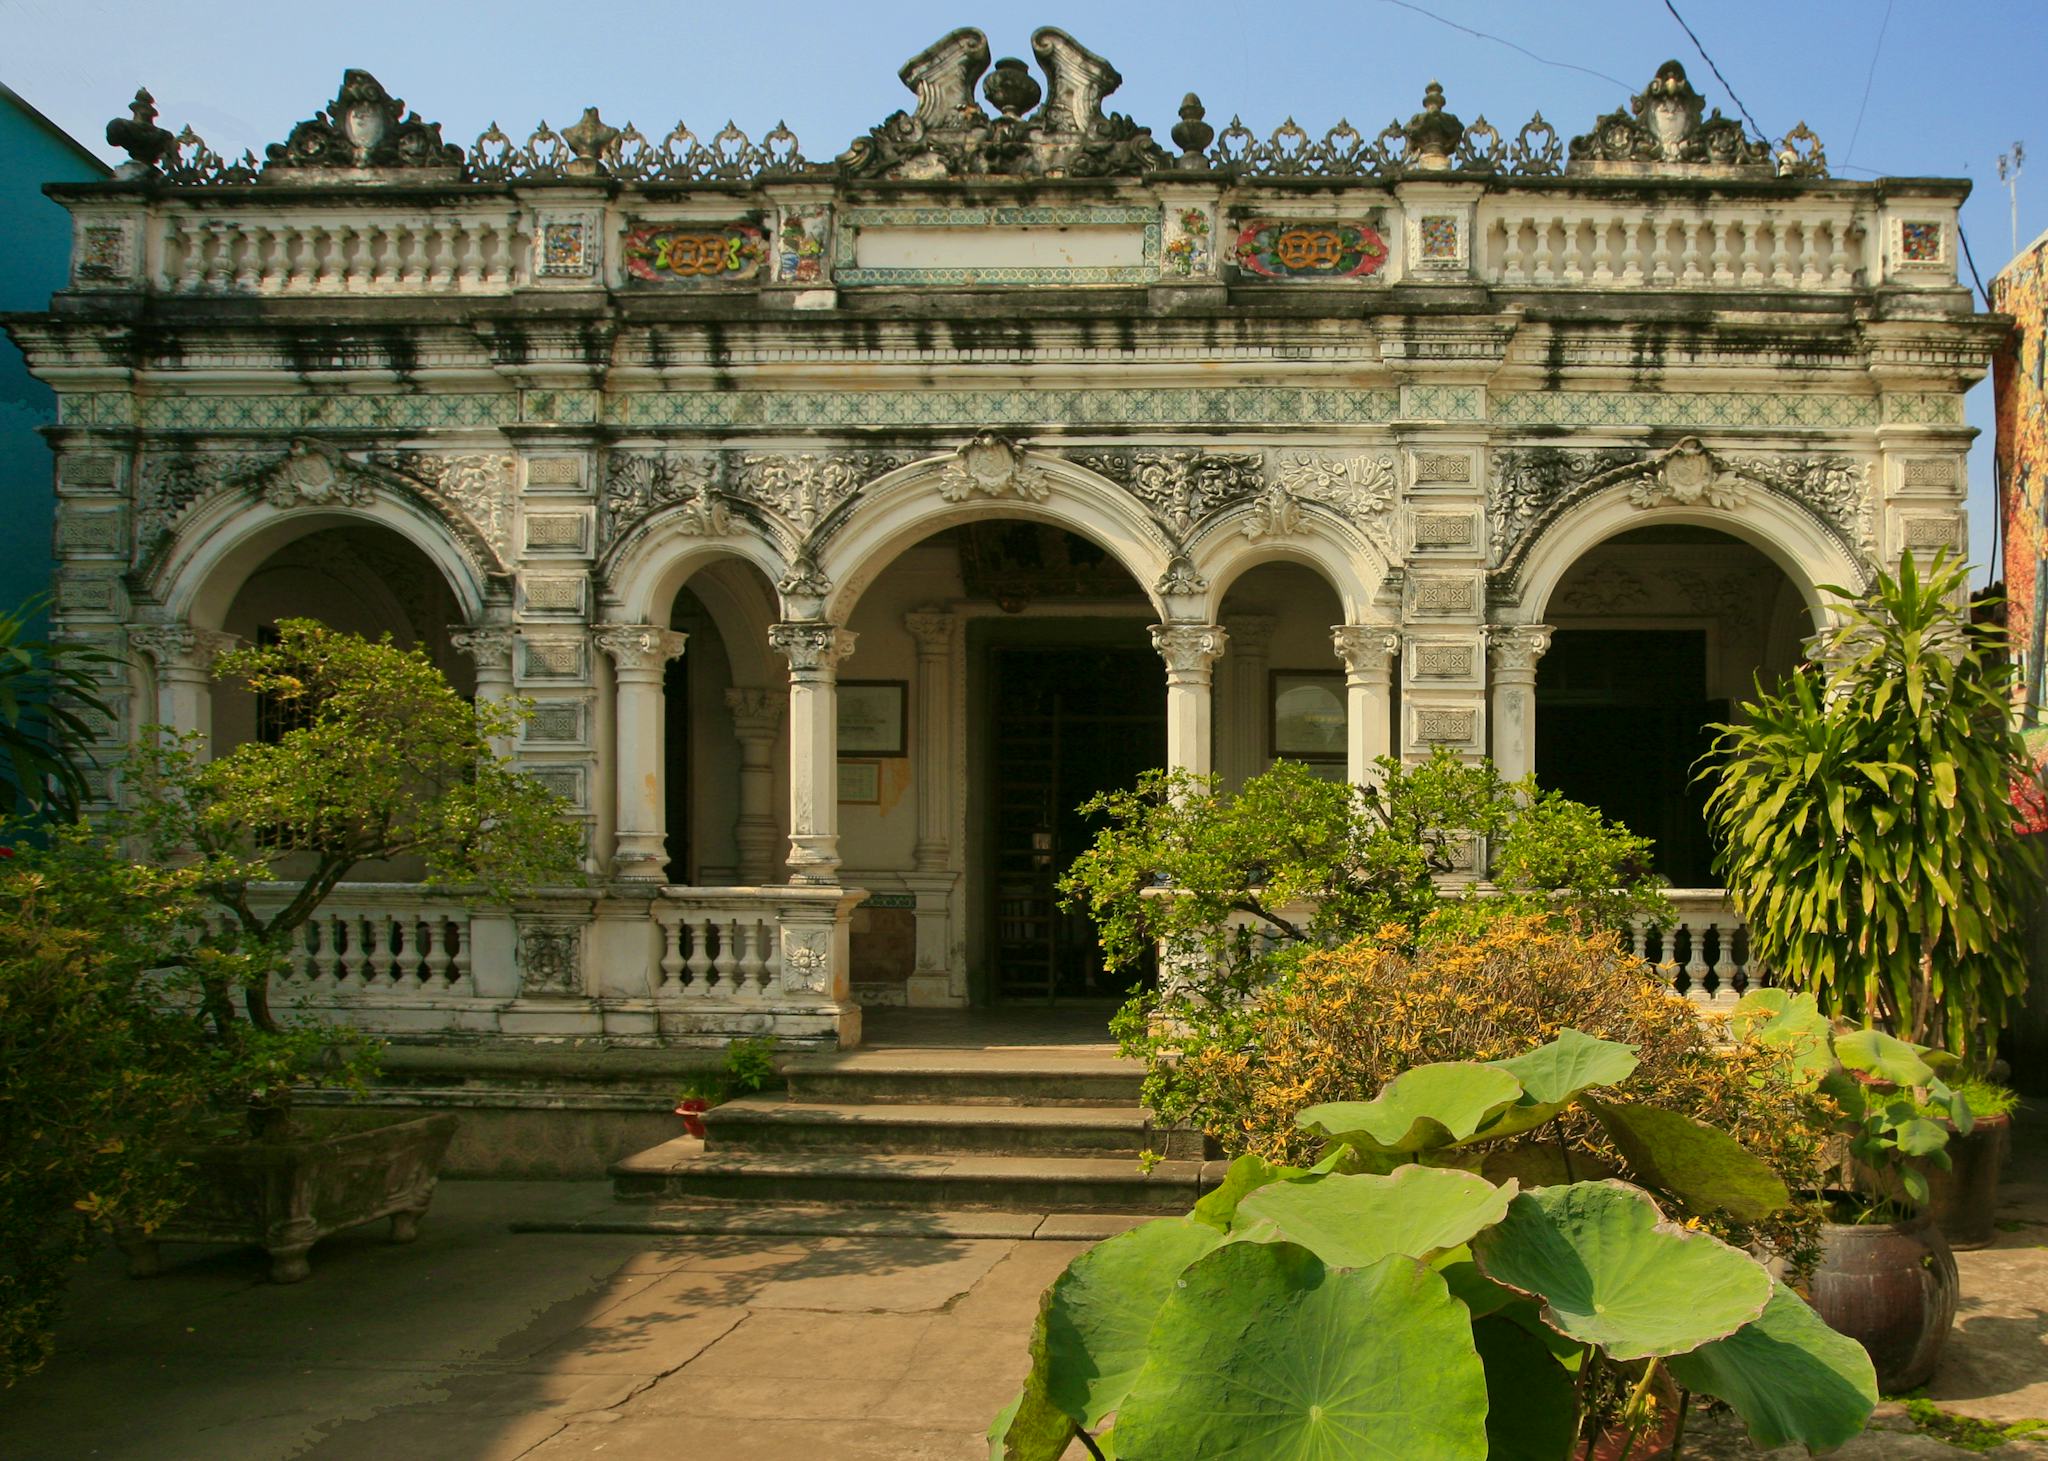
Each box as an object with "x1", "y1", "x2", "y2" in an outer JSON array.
[
  {"x1": 1568, "y1": 60, "x2": 1773, "y2": 170},
  {"x1": 838, "y1": 26, "x2": 1171, "y2": 180},
  {"x1": 262, "y1": 69, "x2": 464, "y2": 177}
]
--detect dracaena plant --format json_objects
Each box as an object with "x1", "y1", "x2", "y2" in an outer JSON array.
[
  {"x1": 989, "y1": 1031, "x2": 1875, "y2": 1461},
  {"x1": 1730, "y1": 988, "x2": 1970, "y2": 1214},
  {"x1": 1701, "y1": 550, "x2": 2042, "y2": 1074}
]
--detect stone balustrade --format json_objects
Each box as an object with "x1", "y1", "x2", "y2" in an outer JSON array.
[
  {"x1": 1632, "y1": 888, "x2": 1766, "y2": 1009},
  {"x1": 269, "y1": 883, "x2": 478, "y2": 996},
  {"x1": 1478, "y1": 202, "x2": 1870, "y2": 291},
  {"x1": 157, "y1": 206, "x2": 528, "y2": 296}
]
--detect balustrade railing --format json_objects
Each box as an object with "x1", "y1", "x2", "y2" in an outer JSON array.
[
  {"x1": 650, "y1": 887, "x2": 792, "y2": 1002},
  {"x1": 157, "y1": 209, "x2": 528, "y2": 296},
  {"x1": 1478, "y1": 204, "x2": 1867, "y2": 291},
  {"x1": 1633, "y1": 889, "x2": 1766, "y2": 1009},
  {"x1": 249, "y1": 883, "x2": 477, "y2": 998}
]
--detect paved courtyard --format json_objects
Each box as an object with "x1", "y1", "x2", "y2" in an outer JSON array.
[{"x1": 0, "y1": 1119, "x2": 2045, "y2": 1460}]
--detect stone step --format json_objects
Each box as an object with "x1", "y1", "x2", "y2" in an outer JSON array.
[
  {"x1": 702, "y1": 1096, "x2": 1170, "y2": 1158},
  {"x1": 514, "y1": 1202, "x2": 1160, "y2": 1243},
  {"x1": 782, "y1": 1048, "x2": 1144, "y2": 1108},
  {"x1": 612, "y1": 1139, "x2": 1211, "y2": 1212}
]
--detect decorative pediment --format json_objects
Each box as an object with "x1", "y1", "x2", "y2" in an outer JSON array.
[
  {"x1": 1568, "y1": 61, "x2": 1773, "y2": 171},
  {"x1": 839, "y1": 26, "x2": 1169, "y2": 180},
  {"x1": 935, "y1": 434, "x2": 1050, "y2": 503},
  {"x1": 263, "y1": 69, "x2": 464, "y2": 178}
]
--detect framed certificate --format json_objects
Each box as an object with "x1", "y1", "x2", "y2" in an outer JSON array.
[
  {"x1": 837, "y1": 680, "x2": 907, "y2": 757},
  {"x1": 1271, "y1": 670, "x2": 1346, "y2": 761},
  {"x1": 837, "y1": 760, "x2": 881, "y2": 804}
]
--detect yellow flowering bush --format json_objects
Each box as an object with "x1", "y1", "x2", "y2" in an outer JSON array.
[{"x1": 1170, "y1": 912, "x2": 1827, "y2": 1273}]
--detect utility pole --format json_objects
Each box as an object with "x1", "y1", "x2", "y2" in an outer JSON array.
[{"x1": 2000, "y1": 142, "x2": 2025, "y2": 256}]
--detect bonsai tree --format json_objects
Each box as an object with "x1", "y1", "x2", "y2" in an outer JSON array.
[
  {"x1": 129, "y1": 619, "x2": 584, "y2": 1067},
  {"x1": 1701, "y1": 551, "x2": 2043, "y2": 1073},
  {"x1": 989, "y1": 1031, "x2": 1877, "y2": 1461}
]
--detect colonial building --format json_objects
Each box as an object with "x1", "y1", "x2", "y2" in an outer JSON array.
[{"x1": 8, "y1": 33, "x2": 1993, "y2": 1051}]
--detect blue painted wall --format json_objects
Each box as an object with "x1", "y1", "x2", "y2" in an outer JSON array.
[{"x1": 0, "y1": 83, "x2": 108, "y2": 628}]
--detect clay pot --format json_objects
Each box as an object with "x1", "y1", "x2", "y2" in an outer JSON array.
[
  {"x1": 1927, "y1": 1114, "x2": 2011, "y2": 1250},
  {"x1": 675, "y1": 1097, "x2": 710, "y2": 1139},
  {"x1": 1809, "y1": 1208, "x2": 1958, "y2": 1392}
]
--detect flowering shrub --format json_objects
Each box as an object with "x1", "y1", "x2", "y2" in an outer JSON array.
[{"x1": 1148, "y1": 914, "x2": 1828, "y2": 1275}]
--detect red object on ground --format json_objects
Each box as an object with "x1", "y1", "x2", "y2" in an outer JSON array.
[{"x1": 675, "y1": 1098, "x2": 709, "y2": 1139}]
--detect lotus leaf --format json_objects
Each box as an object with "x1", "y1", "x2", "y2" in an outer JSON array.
[
  {"x1": 1666, "y1": 1282, "x2": 1878, "y2": 1453},
  {"x1": 1190, "y1": 1152, "x2": 1298, "y2": 1231},
  {"x1": 988, "y1": 1301, "x2": 1081, "y2": 1461},
  {"x1": 1472, "y1": 1314, "x2": 1581, "y2": 1461},
  {"x1": 1584, "y1": 1098, "x2": 1791, "y2": 1221},
  {"x1": 1477, "y1": 1030, "x2": 1642, "y2": 1139},
  {"x1": 1040, "y1": 1216, "x2": 1223, "y2": 1428},
  {"x1": 1435, "y1": 1250, "x2": 1520, "y2": 1320},
  {"x1": 1298, "y1": 1061, "x2": 1525, "y2": 1156},
  {"x1": 1728, "y1": 990, "x2": 1833, "y2": 1077},
  {"x1": 1233, "y1": 1166, "x2": 1518, "y2": 1267},
  {"x1": 1112, "y1": 1241, "x2": 1490, "y2": 1461},
  {"x1": 1471, "y1": 1181, "x2": 1772, "y2": 1359},
  {"x1": 1476, "y1": 1141, "x2": 1616, "y2": 1189}
]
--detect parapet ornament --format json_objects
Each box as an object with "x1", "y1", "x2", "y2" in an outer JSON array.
[
  {"x1": 263, "y1": 69, "x2": 464, "y2": 177},
  {"x1": 839, "y1": 26, "x2": 1170, "y2": 180},
  {"x1": 1567, "y1": 60, "x2": 1801, "y2": 174}
]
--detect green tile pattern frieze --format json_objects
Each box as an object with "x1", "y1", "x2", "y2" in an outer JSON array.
[
  {"x1": 1491, "y1": 391, "x2": 1883, "y2": 429},
  {"x1": 607, "y1": 386, "x2": 1403, "y2": 429}
]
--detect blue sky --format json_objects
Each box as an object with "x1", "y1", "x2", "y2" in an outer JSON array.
[{"x1": 4, "y1": 0, "x2": 2043, "y2": 580}]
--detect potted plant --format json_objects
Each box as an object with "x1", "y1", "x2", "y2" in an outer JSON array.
[
  {"x1": 673, "y1": 1037, "x2": 779, "y2": 1138},
  {"x1": 1702, "y1": 550, "x2": 2042, "y2": 1246},
  {"x1": 988, "y1": 1030, "x2": 1878, "y2": 1461},
  {"x1": 1730, "y1": 989, "x2": 1969, "y2": 1390},
  {"x1": 116, "y1": 620, "x2": 584, "y2": 1282}
]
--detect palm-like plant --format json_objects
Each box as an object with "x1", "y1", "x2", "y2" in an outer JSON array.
[
  {"x1": 1702, "y1": 551, "x2": 2042, "y2": 1072},
  {"x1": 0, "y1": 598, "x2": 116, "y2": 822}
]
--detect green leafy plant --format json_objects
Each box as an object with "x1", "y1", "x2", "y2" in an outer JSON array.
[
  {"x1": 722, "y1": 1036, "x2": 779, "y2": 1095},
  {"x1": 0, "y1": 821, "x2": 280, "y2": 1383},
  {"x1": 0, "y1": 597, "x2": 117, "y2": 821},
  {"x1": 118, "y1": 621, "x2": 583, "y2": 1126},
  {"x1": 1702, "y1": 551, "x2": 2043, "y2": 1073},
  {"x1": 1897, "y1": 1395, "x2": 2048, "y2": 1451},
  {"x1": 1730, "y1": 989, "x2": 1969, "y2": 1214},
  {"x1": 989, "y1": 1032, "x2": 1875, "y2": 1461}
]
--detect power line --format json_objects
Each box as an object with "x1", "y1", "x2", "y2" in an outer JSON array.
[
  {"x1": 1371, "y1": 0, "x2": 1636, "y2": 94},
  {"x1": 1661, "y1": 0, "x2": 1766, "y2": 142},
  {"x1": 1844, "y1": 0, "x2": 1893, "y2": 167}
]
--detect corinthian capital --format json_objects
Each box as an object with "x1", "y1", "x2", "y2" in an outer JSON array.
[
  {"x1": 594, "y1": 624, "x2": 689, "y2": 673},
  {"x1": 1485, "y1": 624, "x2": 1554, "y2": 674},
  {"x1": 769, "y1": 622, "x2": 857, "y2": 674},
  {"x1": 129, "y1": 624, "x2": 237, "y2": 672},
  {"x1": 1331, "y1": 625, "x2": 1401, "y2": 678},
  {"x1": 1149, "y1": 623, "x2": 1228, "y2": 676},
  {"x1": 449, "y1": 626, "x2": 516, "y2": 671}
]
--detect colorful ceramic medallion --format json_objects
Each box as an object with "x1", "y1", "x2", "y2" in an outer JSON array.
[
  {"x1": 1901, "y1": 221, "x2": 1944, "y2": 263},
  {"x1": 622, "y1": 222, "x2": 767, "y2": 283},
  {"x1": 1234, "y1": 218, "x2": 1388, "y2": 280}
]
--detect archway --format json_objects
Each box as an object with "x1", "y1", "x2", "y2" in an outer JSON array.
[
  {"x1": 1535, "y1": 525, "x2": 1811, "y2": 886},
  {"x1": 832, "y1": 515, "x2": 1166, "y2": 1009},
  {"x1": 1215, "y1": 561, "x2": 1351, "y2": 788}
]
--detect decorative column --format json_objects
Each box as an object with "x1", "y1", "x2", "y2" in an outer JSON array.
[
  {"x1": 449, "y1": 626, "x2": 517, "y2": 757},
  {"x1": 769, "y1": 622, "x2": 857, "y2": 884},
  {"x1": 594, "y1": 624, "x2": 688, "y2": 879},
  {"x1": 1331, "y1": 625, "x2": 1401, "y2": 786},
  {"x1": 129, "y1": 625, "x2": 237, "y2": 753},
  {"x1": 1225, "y1": 613, "x2": 1275, "y2": 787},
  {"x1": 1150, "y1": 623, "x2": 1228, "y2": 779},
  {"x1": 724, "y1": 687, "x2": 784, "y2": 886},
  {"x1": 904, "y1": 609, "x2": 955, "y2": 871},
  {"x1": 1486, "y1": 625, "x2": 1554, "y2": 784}
]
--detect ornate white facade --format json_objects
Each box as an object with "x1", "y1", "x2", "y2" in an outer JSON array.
[{"x1": 9, "y1": 36, "x2": 1996, "y2": 1048}]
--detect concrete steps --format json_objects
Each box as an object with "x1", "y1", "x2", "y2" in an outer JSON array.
[
  {"x1": 613, "y1": 1141, "x2": 1207, "y2": 1212},
  {"x1": 608, "y1": 1038, "x2": 1215, "y2": 1219}
]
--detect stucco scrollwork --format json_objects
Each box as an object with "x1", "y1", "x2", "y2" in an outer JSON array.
[
  {"x1": 593, "y1": 624, "x2": 688, "y2": 673},
  {"x1": 373, "y1": 451, "x2": 518, "y2": 556},
  {"x1": 1485, "y1": 624, "x2": 1554, "y2": 673},
  {"x1": 1154, "y1": 555, "x2": 1208, "y2": 597},
  {"x1": 730, "y1": 452, "x2": 912, "y2": 537},
  {"x1": 1273, "y1": 451, "x2": 1398, "y2": 519},
  {"x1": 1077, "y1": 448, "x2": 1264, "y2": 536},
  {"x1": 934, "y1": 433, "x2": 1049, "y2": 503},
  {"x1": 254, "y1": 442, "x2": 379, "y2": 509},
  {"x1": 599, "y1": 452, "x2": 724, "y2": 551},
  {"x1": 1621, "y1": 437, "x2": 1750, "y2": 511},
  {"x1": 768, "y1": 623, "x2": 857, "y2": 675},
  {"x1": 515, "y1": 919, "x2": 585, "y2": 999},
  {"x1": 1488, "y1": 446, "x2": 1644, "y2": 565}
]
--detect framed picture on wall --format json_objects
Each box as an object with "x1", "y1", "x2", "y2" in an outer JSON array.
[
  {"x1": 1271, "y1": 670, "x2": 1346, "y2": 762},
  {"x1": 837, "y1": 760, "x2": 881, "y2": 804},
  {"x1": 838, "y1": 680, "x2": 908, "y2": 757}
]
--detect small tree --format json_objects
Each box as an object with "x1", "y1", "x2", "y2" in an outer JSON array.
[
  {"x1": 0, "y1": 598, "x2": 115, "y2": 821},
  {"x1": 130, "y1": 619, "x2": 585, "y2": 1042},
  {"x1": 1702, "y1": 552, "x2": 2043, "y2": 1073},
  {"x1": 1062, "y1": 753, "x2": 1671, "y2": 1127}
]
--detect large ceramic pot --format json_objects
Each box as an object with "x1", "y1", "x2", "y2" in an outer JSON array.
[
  {"x1": 1809, "y1": 1209, "x2": 1958, "y2": 1391},
  {"x1": 119, "y1": 1110, "x2": 458, "y2": 1283},
  {"x1": 1927, "y1": 1114, "x2": 2011, "y2": 1250}
]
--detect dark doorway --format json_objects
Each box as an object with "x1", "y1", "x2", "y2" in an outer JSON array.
[
  {"x1": 986, "y1": 644, "x2": 1167, "y2": 1003},
  {"x1": 1535, "y1": 629, "x2": 1723, "y2": 886}
]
